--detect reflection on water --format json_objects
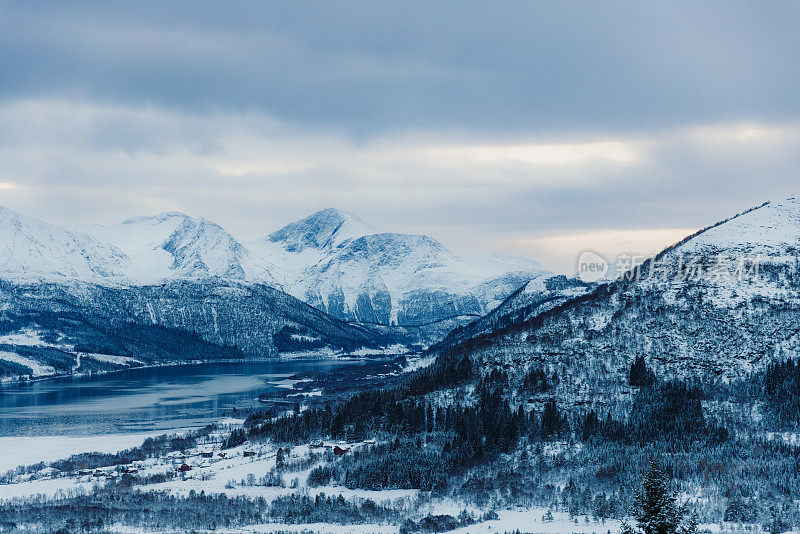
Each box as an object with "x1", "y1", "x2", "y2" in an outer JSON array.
[{"x1": 0, "y1": 360, "x2": 361, "y2": 437}]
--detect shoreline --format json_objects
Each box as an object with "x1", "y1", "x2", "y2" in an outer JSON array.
[{"x1": 0, "y1": 349, "x2": 408, "y2": 388}]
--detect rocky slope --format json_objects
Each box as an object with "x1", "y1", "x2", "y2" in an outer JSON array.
[
  {"x1": 438, "y1": 198, "x2": 800, "y2": 415},
  {"x1": 0, "y1": 278, "x2": 392, "y2": 379}
]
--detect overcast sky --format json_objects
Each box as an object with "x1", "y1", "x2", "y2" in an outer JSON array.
[{"x1": 1, "y1": 1, "x2": 799, "y2": 273}]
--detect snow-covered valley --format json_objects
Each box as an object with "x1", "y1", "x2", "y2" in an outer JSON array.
[{"x1": 0, "y1": 418, "x2": 632, "y2": 534}]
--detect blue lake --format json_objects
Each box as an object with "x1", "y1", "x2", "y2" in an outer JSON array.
[{"x1": 0, "y1": 360, "x2": 364, "y2": 437}]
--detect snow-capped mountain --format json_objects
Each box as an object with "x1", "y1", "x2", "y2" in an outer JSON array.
[
  {"x1": 0, "y1": 205, "x2": 550, "y2": 328},
  {"x1": 0, "y1": 207, "x2": 258, "y2": 284},
  {"x1": 439, "y1": 197, "x2": 800, "y2": 415},
  {"x1": 265, "y1": 207, "x2": 375, "y2": 252},
  {"x1": 77, "y1": 212, "x2": 259, "y2": 282},
  {"x1": 252, "y1": 209, "x2": 550, "y2": 326},
  {"x1": 0, "y1": 205, "x2": 127, "y2": 281},
  {"x1": 0, "y1": 207, "x2": 402, "y2": 379},
  {"x1": 673, "y1": 199, "x2": 798, "y2": 256}
]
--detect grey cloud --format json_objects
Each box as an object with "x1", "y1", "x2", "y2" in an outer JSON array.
[{"x1": 2, "y1": 2, "x2": 800, "y2": 136}]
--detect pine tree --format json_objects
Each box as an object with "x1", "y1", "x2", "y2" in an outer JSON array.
[
  {"x1": 681, "y1": 512, "x2": 698, "y2": 534},
  {"x1": 626, "y1": 460, "x2": 695, "y2": 534},
  {"x1": 541, "y1": 398, "x2": 561, "y2": 437},
  {"x1": 629, "y1": 356, "x2": 655, "y2": 386},
  {"x1": 634, "y1": 460, "x2": 680, "y2": 534}
]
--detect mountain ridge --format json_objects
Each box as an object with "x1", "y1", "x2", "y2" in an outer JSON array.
[
  {"x1": 0, "y1": 276, "x2": 396, "y2": 380},
  {"x1": 1, "y1": 205, "x2": 551, "y2": 327}
]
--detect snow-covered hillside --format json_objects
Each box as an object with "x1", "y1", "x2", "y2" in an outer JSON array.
[
  {"x1": 441, "y1": 197, "x2": 800, "y2": 415},
  {"x1": 0, "y1": 277, "x2": 394, "y2": 380},
  {"x1": 0, "y1": 206, "x2": 550, "y2": 327},
  {"x1": 676, "y1": 197, "x2": 800, "y2": 256},
  {"x1": 433, "y1": 273, "x2": 594, "y2": 351}
]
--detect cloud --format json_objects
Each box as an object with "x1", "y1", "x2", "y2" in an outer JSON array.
[
  {"x1": 509, "y1": 228, "x2": 698, "y2": 274},
  {"x1": 686, "y1": 123, "x2": 800, "y2": 145},
  {"x1": 429, "y1": 140, "x2": 645, "y2": 168},
  {"x1": 0, "y1": 97, "x2": 798, "y2": 274},
  {"x1": 2, "y1": 2, "x2": 800, "y2": 136}
]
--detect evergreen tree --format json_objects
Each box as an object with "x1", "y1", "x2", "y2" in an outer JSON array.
[
  {"x1": 683, "y1": 512, "x2": 699, "y2": 534},
  {"x1": 522, "y1": 367, "x2": 549, "y2": 393},
  {"x1": 629, "y1": 356, "x2": 655, "y2": 387},
  {"x1": 541, "y1": 398, "x2": 563, "y2": 437},
  {"x1": 625, "y1": 460, "x2": 696, "y2": 534}
]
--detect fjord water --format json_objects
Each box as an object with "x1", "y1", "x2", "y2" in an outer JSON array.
[{"x1": 0, "y1": 360, "x2": 361, "y2": 437}]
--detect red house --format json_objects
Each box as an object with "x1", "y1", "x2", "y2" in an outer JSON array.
[
  {"x1": 333, "y1": 446, "x2": 350, "y2": 456},
  {"x1": 178, "y1": 464, "x2": 192, "y2": 472}
]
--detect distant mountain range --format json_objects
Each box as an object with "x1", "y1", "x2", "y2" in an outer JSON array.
[{"x1": 0, "y1": 206, "x2": 549, "y2": 327}]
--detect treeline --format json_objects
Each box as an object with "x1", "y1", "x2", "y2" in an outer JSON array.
[
  {"x1": 272, "y1": 325, "x2": 325, "y2": 352},
  {"x1": 246, "y1": 346, "x2": 477, "y2": 444},
  {"x1": 268, "y1": 493, "x2": 398, "y2": 525},
  {"x1": 761, "y1": 357, "x2": 800, "y2": 427},
  {"x1": 719, "y1": 355, "x2": 800, "y2": 430},
  {"x1": 0, "y1": 488, "x2": 399, "y2": 532},
  {"x1": 338, "y1": 440, "x2": 450, "y2": 491},
  {"x1": 0, "y1": 491, "x2": 269, "y2": 532},
  {"x1": 402, "y1": 348, "x2": 473, "y2": 395},
  {"x1": 628, "y1": 355, "x2": 655, "y2": 387},
  {"x1": 582, "y1": 381, "x2": 728, "y2": 446},
  {"x1": 521, "y1": 366, "x2": 554, "y2": 393},
  {"x1": 247, "y1": 379, "x2": 528, "y2": 485},
  {"x1": 246, "y1": 355, "x2": 730, "y2": 493},
  {"x1": 0, "y1": 358, "x2": 29, "y2": 377}
]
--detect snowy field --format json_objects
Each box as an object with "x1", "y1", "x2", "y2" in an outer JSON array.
[{"x1": 0, "y1": 431, "x2": 172, "y2": 473}]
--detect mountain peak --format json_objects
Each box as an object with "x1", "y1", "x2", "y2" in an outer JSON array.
[
  {"x1": 671, "y1": 197, "x2": 800, "y2": 256},
  {"x1": 311, "y1": 207, "x2": 362, "y2": 221},
  {"x1": 121, "y1": 211, "x2": 191, "y2": 225},
  {"x1": 0, "y1": 203, "x2": 42, "y2": 223},
  {"x1": 268, "y1": 208, "x2": 374, "y2": 251}
]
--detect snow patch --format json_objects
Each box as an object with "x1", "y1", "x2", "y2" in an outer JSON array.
[
  {"x1": 0, "y1": 351, "x2": 56, "y2": 376},
  {"x1": 81, "y1": 352, "x2": 143, "y2": 366}
]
